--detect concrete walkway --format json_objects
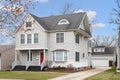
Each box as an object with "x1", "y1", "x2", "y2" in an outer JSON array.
[
  {"x1": 49, "y1": 67, "x2": 111, "y2": 80},
  {"x1": 0, "y1": 79, "x2": 23, "y2": 80}
]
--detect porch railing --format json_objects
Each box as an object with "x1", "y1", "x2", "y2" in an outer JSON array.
[
  {"x1": 41, "y1": 60, "x2": 47, "y2": 70},
  {"x1": 12, "y1": 61, "x2": 21, "y2": 69}
]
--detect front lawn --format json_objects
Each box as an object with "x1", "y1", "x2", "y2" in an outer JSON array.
[
  {"x1": 0, "y1": 71, "x2": 66, "y2": 80},
  {"x1": 85, "y1": 67, "x2": 120, "y2": 80}
]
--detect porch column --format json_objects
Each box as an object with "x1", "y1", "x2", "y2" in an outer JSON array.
[
  {"x1": 28, "y1": 49, "x2": 31, "y2": 66},
  {"x1": 43, "y1": 49, "x2": 45, "y2": 61},
  {"x1": 28, "y1": 49, "x2": 31, "y2": 64}
]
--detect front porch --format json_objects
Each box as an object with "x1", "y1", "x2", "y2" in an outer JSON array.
[{"x1": 12, "y1": 49, "x2": 48, "y2": 71}]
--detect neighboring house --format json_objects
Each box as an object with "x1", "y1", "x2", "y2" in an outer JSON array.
[
  {"x1": 0, "y1": 45, "x2": 15, "y2": 70},
  {"x1": 91, "y1": 46, "x2": 116, "y2": 67},
  {"x1": 13, "y1": 12, "x2": 91, "y2": 71}
]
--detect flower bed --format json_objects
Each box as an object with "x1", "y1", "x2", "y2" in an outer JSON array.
[{"x1": 44, "y1": 66, "x2": 94, "y2": 73}]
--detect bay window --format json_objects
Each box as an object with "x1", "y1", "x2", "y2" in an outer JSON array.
[{"x1": 53, "y1": 51, "x2": 67, "y2": 61}]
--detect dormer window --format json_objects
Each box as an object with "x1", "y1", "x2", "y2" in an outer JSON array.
[
  {"x1": 26, "y1": 22, "x2": 32, "y2": 27},
  {"x1": 58, "y1": 19, "x2": 70, "y2": 25}
]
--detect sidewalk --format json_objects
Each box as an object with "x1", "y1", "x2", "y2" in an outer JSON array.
[
  {"x1": 0, "y1": 79, "x2": 23, "y2": 80},
  {"x1": 49, "y1": 67, "x2": 111, "y2": 80}
]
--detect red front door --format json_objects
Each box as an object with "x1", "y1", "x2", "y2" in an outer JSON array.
[{"x1": 40, "y1": 52, "x2": 44, "y2": 64}]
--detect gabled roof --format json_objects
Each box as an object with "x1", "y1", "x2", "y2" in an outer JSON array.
[
  {"x1": 30, "y1": 12, "x2": 91, "y2": 36},
  {"x1": 92, "y1": 47, "x2": 116, "y2": 55}
]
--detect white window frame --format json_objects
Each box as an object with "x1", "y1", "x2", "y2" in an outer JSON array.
[
  {"x1": 53, "y1": 51, "x2": 67, "y2": 61},
  {"x1": 56, "y1": 33, "x2": 64, "y2": 43},
  {"x1": 75, "y1": 52, "x2": 80, "y2": 62},
  {"x1": 75, "y1": 34, "x2": 80, "y2": 44},
  {"x1": 26, "y1": 22, "x2": 32, "y2": 28},
  {"x1": 34, "y1": 33, "x2": 38, "y2": 43},
  {"x1": 27, "y1": 34, "x2": 32, "y2": 44},
  {"x1": 58, "y1": 19, "x2": 70, "y2": 25},
  {"x1": 21, "y1": 34, "x2": 25, "y2": 44}
]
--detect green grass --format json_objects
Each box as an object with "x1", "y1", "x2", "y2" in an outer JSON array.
[
  {"x1": 0, "y1": 71, "x2": 66, "y2": 80},
  {"x1": 85, "y1": 67, "x2": 120, "y2": 80}
]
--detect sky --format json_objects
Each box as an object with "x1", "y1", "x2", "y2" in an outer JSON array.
[
  {"x1": 0, "y1": 0, "x2": 118, "y2": 44},
  {"x1": 29, "y1": 0, "x2": 117, "y2": 36}
]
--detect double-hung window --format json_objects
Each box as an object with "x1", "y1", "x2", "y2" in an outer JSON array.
[
  {"x1": 56, "y1": 33, "x2": 64, "y2": 43},
  {"x1": 75, "y1": 34, "x2": 79, "y2": 44},
  {"x1": 27, "y1": 34, "x2": 31, "y2": 44},
  {"x1": 34, "y1": 33, "x2": 38, "y2": 43},
  {"x1": 21, "y1": 34, "x2": 25, "y2": 44},
  {"x1": 53, "y1": 51, "x2": 67, "y2": 61},
  {"x1": 75, "y1": 52, "x2": 80, "y2": 62}
]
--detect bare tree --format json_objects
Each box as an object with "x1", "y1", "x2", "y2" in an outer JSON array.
[
  {"x1": 61, "y1": 3, "x2": 75, "y2": 14},
  {"x1": 110, "y1": 0, "x2": 120, "y2": 46},
  {"x1": 0, "y1": 0, "x2": 35, "y2": 43},
  {"x1": 92, "y1": 35, "x2": 117, "y2": 47}
]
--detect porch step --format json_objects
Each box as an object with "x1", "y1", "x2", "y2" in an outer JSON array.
[
  {"x1": 27, "y1": 66, "x2": 41, "y2": 71},
  {"x1": 12, "y1": 65, "x2": 26, "y2": 71}
]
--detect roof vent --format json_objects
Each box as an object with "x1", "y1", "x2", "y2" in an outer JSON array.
[{"x1": 58, "y1": 19, "x2": 70, "y2": 25}]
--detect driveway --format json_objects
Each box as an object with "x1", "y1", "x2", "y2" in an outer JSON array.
[{"x1": 49, "y1": 67, "x2": 111, "y2": 80}]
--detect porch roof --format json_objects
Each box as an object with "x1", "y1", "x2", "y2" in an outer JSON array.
[{"x1": 16, "y1": 48, "x2": 48, "y2": 50}]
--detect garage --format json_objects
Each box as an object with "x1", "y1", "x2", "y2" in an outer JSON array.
[{"x1": 92, "y1": 58, "x2": 109, "y2": 67}]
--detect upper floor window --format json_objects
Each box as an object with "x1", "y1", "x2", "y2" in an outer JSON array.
[
  {"x1": 26, "y1": 22, "x2": 32, "y2": 27},
  {"x1": 75, "y1": 52, "x2": 80, "y2": 62},
  {"x1": 75, "y1": 34, "x2": 80, "y2": 44},
  {"x1": 58, "y1": 19, "x2": 70, "y2": 25},
  {"x1": 27, "y1": 34, "x2": 31, "y2": 44},
  {"x1": 56, "y1": 33, "x2": 64, "y2": 43},
  {"x1": 21, "y1": 34, "x2": 25, "y2": 44},
  {"x1": 34, "y1": 33, "x2": 38, "y2": 43},
  {"x1": 53, "y1": 51, "x2": 67, "y2": 61}
]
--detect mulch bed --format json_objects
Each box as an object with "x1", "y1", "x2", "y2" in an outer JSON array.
[{"x1": 44, "y1": 67, "x2": 95, "y2": 73}]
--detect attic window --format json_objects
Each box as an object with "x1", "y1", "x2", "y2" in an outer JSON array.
[
  {"x1": 58, "y1": 19, "x2": 69, "y2": 25},
  {"x1": 26, "y1": 22, "x2": 32, "y2": 27}
]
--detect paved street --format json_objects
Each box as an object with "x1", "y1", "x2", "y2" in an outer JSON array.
[{"x1": 49, "y1": 67, "x2": 111, "y2": 80}]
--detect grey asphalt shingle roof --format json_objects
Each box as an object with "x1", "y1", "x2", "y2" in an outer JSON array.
[
  {"x1": 92, "y1": 47, "x2": 116, "y2": 55},
  {"x1": 30, "y1": 12, "x2": 90, "y2": 33}
]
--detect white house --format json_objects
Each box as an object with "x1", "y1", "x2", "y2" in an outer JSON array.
[
  {"x1": 91, "y1": 46, "x2": 116, "y2": 67},
  {"x1": 12, "y1": 12, "x2": 91, "y2": 71}
]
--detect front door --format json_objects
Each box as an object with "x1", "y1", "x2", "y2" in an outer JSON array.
[{"x1": 40, "y1": 52, "x2": 44, "y2": 64}]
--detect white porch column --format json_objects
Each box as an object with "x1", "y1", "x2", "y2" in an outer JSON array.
[
  {"x1": 43, "y1": 49, "x2": 45, "y2": 61},
  {"x1": 28, "y1": 49, "x2": 31, "y2": 66}
]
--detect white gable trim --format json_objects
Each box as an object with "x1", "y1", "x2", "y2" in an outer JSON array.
[
  {"x1": 14, "y1": 14, "x2": 46, "y2": 34},
  {"x1": 78, "y1": 13, "x2": 86, "y2": 30}
]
